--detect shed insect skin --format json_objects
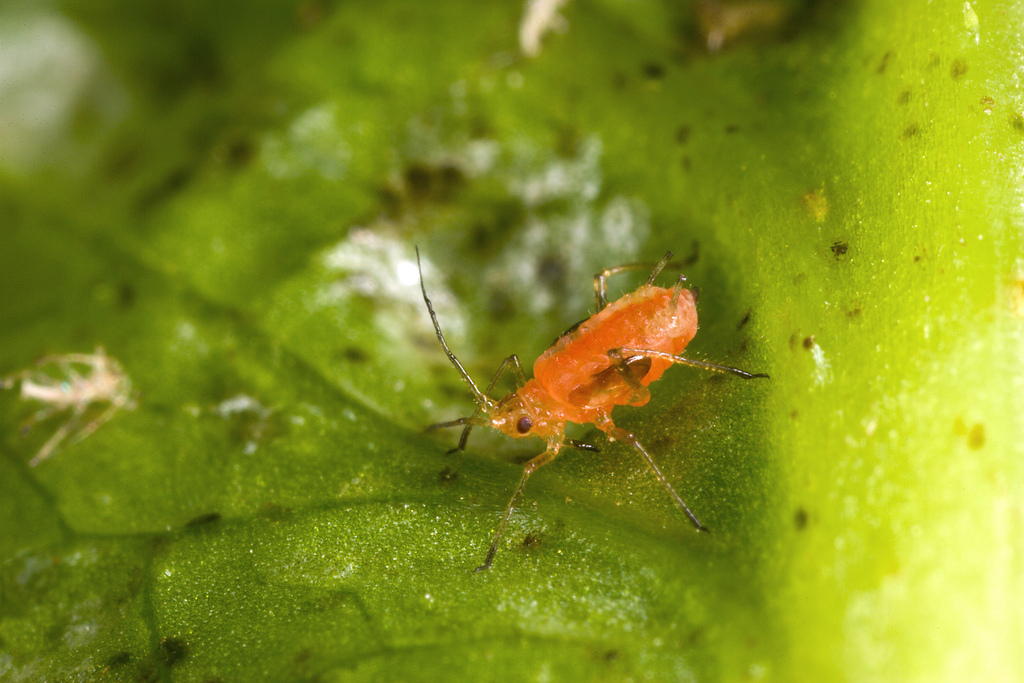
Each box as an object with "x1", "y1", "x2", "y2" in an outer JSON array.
[
  {"x1": 1, "y1": 347, "x2": 136, "y2": 467},
  {"x1": 417, "y1": 248, "x2": 768, "y2": 572}
]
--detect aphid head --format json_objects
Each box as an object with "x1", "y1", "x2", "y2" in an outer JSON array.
[{"x1": 488, "y1": 384, "x2": 563, "y2": 441}]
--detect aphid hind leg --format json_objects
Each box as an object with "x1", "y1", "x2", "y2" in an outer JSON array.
[
  {"x1": 476, "y1": 445, "x2": 559, "y2": 572},
  {"x1": 602, "y1": 424, "x2": 708, "y2": 532},
  {"x1": 606, "y1": 349, "x2": 653, "y2": 404},
  {"x1": 594, "y1": 252, "x2": 675, "y2": 311},
  {"x1": 617, "y1": 348, "x2": 769, "y2": 380}
]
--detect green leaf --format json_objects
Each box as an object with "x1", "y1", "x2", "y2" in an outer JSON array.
[{"x1": 1, "y1": 0, "x2": 1021, "y2": 681}]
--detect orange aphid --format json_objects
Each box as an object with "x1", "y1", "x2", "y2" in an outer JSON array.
[{"x1": 417, "y1": 249, "x2": 767, "y2": 571}]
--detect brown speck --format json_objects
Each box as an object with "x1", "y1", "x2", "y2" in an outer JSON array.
[
  {"x1": 642, "y1": 62, "x2": 665, "y2": 79},
  {"x1": 830, "y1": 240, "x2": 849, "y2": 258},
  {"x1": 438, "y1": 467, "x2": 459, "y2": 485},
  {"x1": 876, "y1": 50, "x2": 893, "y2": 74},
  {"x1": 794, "y1": 507, "x2": 808, "y2": 530},
  {"x1": 802, "y1": 335, "x2": 815, "y2": 350},
  {"x1": 676, "y1": 125, "x2": 691, "y2": 144},
  {"x1": 901, "y1": 123, "x2": 919, "y2": 139},
  {"x1": 896, "y1": 89, "x2": 911, "y2": 105},
  {"x1": 980, "y1": 95, "x2": 994, "y2": 114},
  {"x1": 802, "y1": 189, "x2": 829, "y2": 222},
  {"x1": 681, "y1": 156, "x2": 692, "y2": 172},
  {"x1": 737, "y1": 309, "x2": 751, "y2": 330},
  {"x1": 159, "y1": 638, "x2": 189, "y2": 667},
  {"x1": 725, "y1": 123, "x2": 740, "y2": 134},
  {"x1": 522, "y1": 532, "x2": 544, "y2": 548},
  {"x1": 950, "y1": 58, "x2": 968, "y2": 79},
  {"x1": 953, "y1": 416, "x2": 968, "y2": 435},
  {"x1": 927, "y1": 51, "x2": 941, "y2": 69},
  {"x1": 185, "y1": 512, "x2": 222, "y2": 528},
  {"x1": 968, "y1": 423, "x2": 985, "y2": 449}
]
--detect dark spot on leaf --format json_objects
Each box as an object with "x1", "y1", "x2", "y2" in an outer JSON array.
[
  {"x1": 104, "y1": 651, "x2": 133, "y2": 668},
  {"x1": 724, "y1": 123, "x2": 740, "y2": 134},
  {"x1": 1011, "y1": 112, "x2": 1024, "y2": 133},
  {"x1": 790, "y1": 409, "x2": 799, "y2": 419},
  {"x1": 340, "y1": 346, "x2": 369, "y2": 364},
  {"x1": 979, "y1": 95, "x2": 995, "y2": 113},
  {"x1": 737, "y1": 309, "x2": 751, "y2": 330},
  {"x1": 901, "y1": 123, "x2": 919, "y2": 139},
  {"x1": 950, "y1": 58, "x2": 968, "y2": 79},
  {"x1": 675, "y1": 125, "x2": 691, "y2": 144},
  {"x1": 438, "y1": 466, "x2": 459, "y2": 484},
  {"x1": 875, "y1": 50, "x2": 893, "y2": 74},
  {"x1": 537, "y1": 256, "x2": 567, "y2": 289},
  {"x1": 642, "y1": 62, "x2": 665, "y2": 79},
  {"x1": 136, "y1": 167, "x2": 192, "y2": 213},
  {"x1": 604, "y1": 650, "x2": 619, "y2": 661},
  {"x1": 830, "y1": 240, "x2": 849, "y2": 258},
  {"x1": 118, "y1": 282, "x2": 136, "y2": 308},
  {"x1": 159, "y1": 637, "x2": 189, "y2": 667},
  {"x1": 802, "y1": 335, "x2": 815, "y2": 350},
  {"x1": 952, "y1": 416, "x2": 968, "y2": 435},
  {"x1": 611, "y1": 71, "x2": 628, "y2": 90},
  {"x1": 681, "y1": 156, "x2": 692, "y2": 172},
  {"x1": 185, "y1": 512, "x2": 221, "y2": 528},
  {"x1": 896, "y1": 89, "x2": 911, "y2": 105},
  {"x1": 404, "y1": 162, "x2": 465, "y2": 203},
  {"x1": 522, "y1": 532, "x2": 544, "y2": 549},
  {"x1": 927, "y1": 51, "x2": 941, "y2": 69},
  {"x1": 968, "y1": 423, "x2": 985, "y2": 449},
  {"x1": 259, "y1": 502, "x2": 293, "y2": 522},
  {"x1": 223, "y1": 137, "x2": 254, "y2": 167},
  {"x1": 794, "y1": 507, "x2": 808, "y2": 530},
  {"x1": 846, "y1": 304, "x2": 862, "y2": 318}
]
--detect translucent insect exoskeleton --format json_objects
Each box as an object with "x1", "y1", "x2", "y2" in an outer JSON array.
[
  {"x1": 417, "y1": 248, "x2": 768, "y2": 571},
  {"x1": 1, "y1": 347, "x2": 136, "y2": 466}
]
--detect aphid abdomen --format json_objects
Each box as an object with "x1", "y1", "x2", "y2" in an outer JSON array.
[{"x1": 534, "y1": 286, "x2": 698, "y2": 412}]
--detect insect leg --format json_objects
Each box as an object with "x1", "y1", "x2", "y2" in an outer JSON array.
[
  {"x1": 28, "y1": 416, "x2": 80, "y2": 467},
  {"x1": 24, "y1": 405, "x2": 60, "y2": 432},
  {"x1": 476, "y1": 446, "x2": 559, "y2": 572},
  {"x1": 617, "y1": 348, "x2": 769, "y2": 380},
  {"x1": 594, "y1": 252, "x2": 674, "y2": 311},
  {"x1": 603, "y1": 424, "x2": 708, "y2": 532},
  {"x1": 593, "y1": 246, "x2": 698, "y2": 311},
  {"x1": 450, "y1": 354, "x2": 527, "y2": 454},
  {"x1": 606, "y1": 349, "x2": 652, "y2": 404},
  {"x1": 67, "y1": 402, "x2": 124, "y2": 447}
]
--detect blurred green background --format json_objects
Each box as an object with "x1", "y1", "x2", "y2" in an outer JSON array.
[{"x1": 0, "y1": 0, "x2": 1021, "y2": 681}]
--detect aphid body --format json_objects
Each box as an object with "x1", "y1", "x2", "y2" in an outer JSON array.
[
  {"x1": 417, "y1": 249, "x2": 766, "y2": 571},
  {"x1": 1, "y1": 347, "x2": 136, "y2": 467}
]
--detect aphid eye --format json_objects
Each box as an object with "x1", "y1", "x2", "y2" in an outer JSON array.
[{"x1": 516, "y1": 416, "x2": 532, "y2": 434}]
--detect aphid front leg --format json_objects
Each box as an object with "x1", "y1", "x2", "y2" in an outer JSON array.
[
  {"x1": 476, "y1": 444, "x2": 560, "y2": 572},
  {"x1": 438, "y1": 354, "x2": 528, "y2": 456},
  {"x1": 601, "y1": 423, "x2": 708, "y2": 533}
]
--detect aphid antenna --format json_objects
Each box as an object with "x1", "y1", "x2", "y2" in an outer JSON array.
[{"x1": 415, "y1": 247, "x2": 495, "y2": 412}]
